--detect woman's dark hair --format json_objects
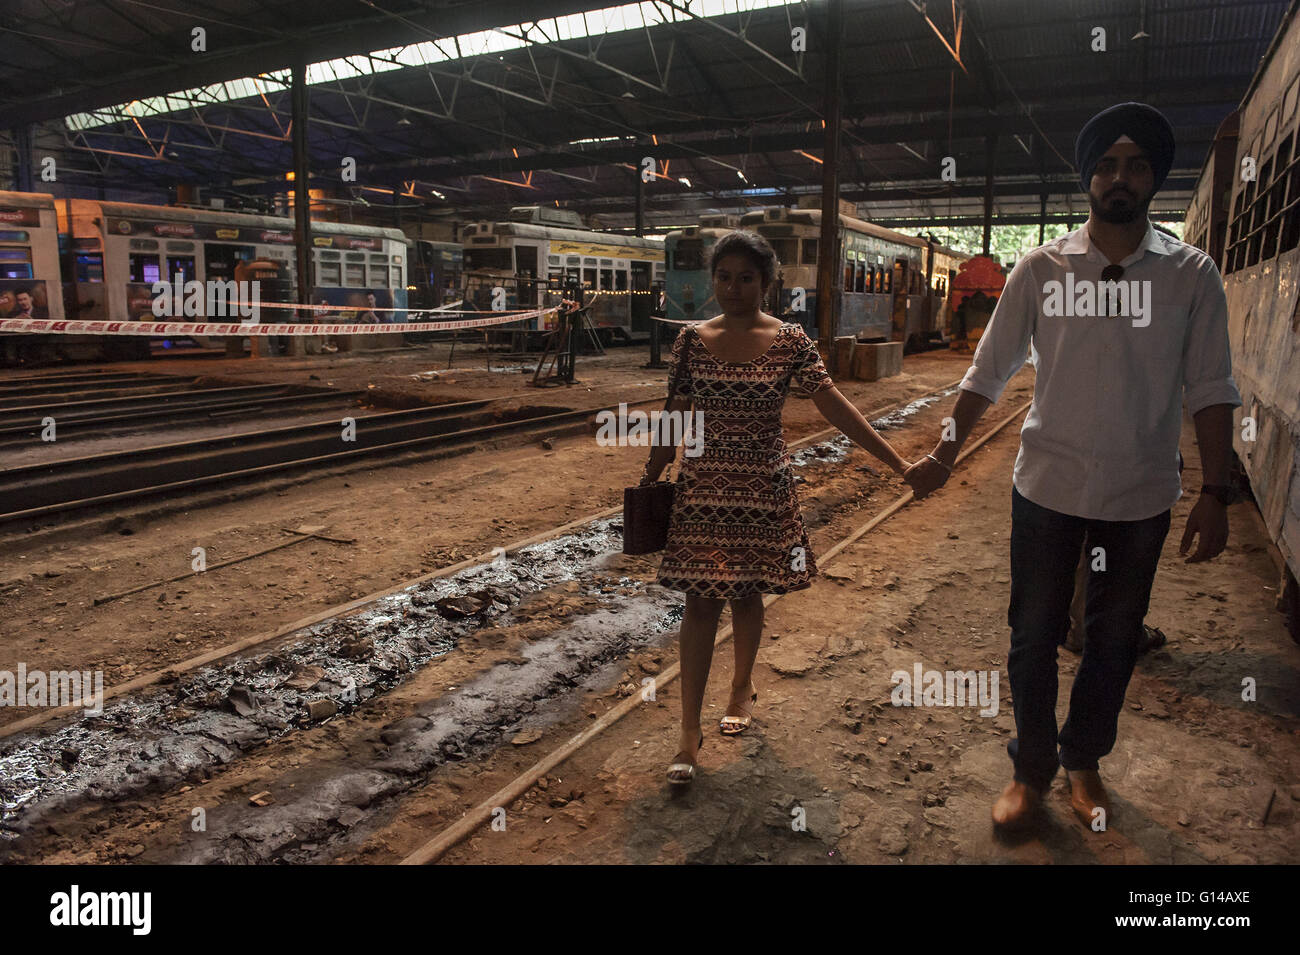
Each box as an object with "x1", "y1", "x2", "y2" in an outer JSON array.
[{"x1": 710, "y1": 230, "x2": 778, "y2": 288}]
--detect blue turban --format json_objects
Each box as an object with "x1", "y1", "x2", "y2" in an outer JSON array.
[{"x1": 1074, "y1": 102, "x2": 1176, "y2": 193}]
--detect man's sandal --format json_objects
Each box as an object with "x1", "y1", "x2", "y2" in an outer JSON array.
[
  {"x1": 667, "y1": 733, "x2": 705, "y2": 786},
  {"x1": 719, "y1": 690, "x2": 758, "y2": 736}
]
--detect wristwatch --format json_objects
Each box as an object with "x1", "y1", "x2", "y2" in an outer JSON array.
[{"x1": 1200, "y1": 484, "x2": 1238, "y2": 506}]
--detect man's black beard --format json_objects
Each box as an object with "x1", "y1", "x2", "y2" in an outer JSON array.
[{"x1": 1089, "y1": 188, "x2": 1150, "y2": 224}]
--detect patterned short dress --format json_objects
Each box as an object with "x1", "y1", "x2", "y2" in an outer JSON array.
[{"x1": 656, "y1": 321, "x2": 834, "y2": 598}]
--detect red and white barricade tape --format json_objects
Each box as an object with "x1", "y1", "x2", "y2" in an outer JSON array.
[{"x1": 0, "y1": 306, "x2": 555, "y2": 337}]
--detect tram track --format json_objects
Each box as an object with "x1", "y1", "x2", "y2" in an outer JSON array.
[
  {"x1": 0, "y1": 374, "x2": 203, "y2": 408},
  {"x1": 0, "y1": 394, "x2": 663, "y2": 525},
  {"x1": 0, "y1": 378, "x2": 966, "y2": 746},
  {"x1": 0, "y1": 379, "x2": 1024, "y2": 867},
  {"x1": 0, "y1": 383, "x2": 364, "y2": 440},
  {"x1": 399, "y1": 396, "x2": 1032, "y2": 864}
]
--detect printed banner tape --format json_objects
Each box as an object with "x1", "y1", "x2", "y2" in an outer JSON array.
[{"x1": 0, "y1": 307, "x2": 555, "y2": 337}]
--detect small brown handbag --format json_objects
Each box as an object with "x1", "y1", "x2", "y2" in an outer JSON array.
[{"x1": 622, "y1": 326, "x2": 693, "y2": 555}]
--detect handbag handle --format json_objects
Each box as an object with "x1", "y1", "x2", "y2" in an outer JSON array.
[{"x1": 643, "y1": 324, "x2": 694, "y2": 483}]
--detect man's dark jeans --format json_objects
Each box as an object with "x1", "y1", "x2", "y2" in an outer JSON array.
[{"x1": 1006, "y1": 486, "x2": 1171, "y2": 791}]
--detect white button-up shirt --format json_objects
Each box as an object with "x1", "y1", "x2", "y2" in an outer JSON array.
[{"x1": 960, "y1": 223, "x2": 1241, "y2": 521}]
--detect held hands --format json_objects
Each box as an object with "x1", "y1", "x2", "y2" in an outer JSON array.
[
  {"x1": 904, "y1": 453, "x2": 952, "y2": 500},
  {"x1": 1179, "y1": 495, "x2": 1229, "y2": 562}
]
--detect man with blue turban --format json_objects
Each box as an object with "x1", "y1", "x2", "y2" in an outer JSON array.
[{"x1": 905, "y1": 102, "x2": 1241, "y2": 832}]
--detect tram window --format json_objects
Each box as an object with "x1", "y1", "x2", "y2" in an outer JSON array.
[
  {"x1": 167, "y1": 256, "x2": 196, "y2": 282},
  {"x1": 391, "y1": 266, "x2": 402, "y2": 289},
  {"x1": 599, "y1": 268, "x2": 613, "y2": 290},
  {"x1": 0, "y1": 230, "x2": 29, "y2": 243},
  {"x1": 368, "y1": 265, "x2": 386, "y2": 288},
  {"x1": 566, "y1": 257, "x2": 580, "y2": 266},
  {"x1": 0, "y1": 248, "x2": 32, "y2": 279},
  {"x1": 582, "y1": 267, "x2": 595, "y2": 288},
  {"x1": 166, "y1": 241, "x2": 195, "y2": 253},
  {"x1": 769, "y1": 238, "x2": 796, "y2": 266},
  {"x1": 129, "y1": 239, "x2": 159, "y2": 251},
  {"x1": 319, "y1": 250, "x2": 341, "y2": 261},
  {"x1": 616, "y1": 269, "x2": 628, "y2": 291},
  {"x1": 673, "y1": 244, "x2": 704, "y2": 271},
  {"x1": 1281, "y1": 205, "x2": 1300, "y2": 254},
  {"x1": 883, "y1": 270, "x2": 892, "y2": 294},
  {"x1": 548, "y1": 255, "x2": 561, "y2": 267},
  {"x1": 583, "y1": 258, "x2": 597, "y2": 267},
  {"x1": 801, "y1": 239, "x2": 818, "y2": 265},
  {"x1": 317, "y1": 261, "x2": 341, "y2": 286},
  {"x1": 129, "y1": 253, "x2": 161, "y2": 284},
  {"x1": 463, "y1": 248, "x2": 512, "y2": 271},
  {"x1": 76, "y1": 253, "x2": 103, "y2": 283}
]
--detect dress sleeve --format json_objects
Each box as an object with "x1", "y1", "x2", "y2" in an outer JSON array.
[
  {"x1": 666, "y1": 324, "x2": 694, "y2": 399},
  {"x1": 788, "y1": 326, "x2": 833, "y2": 398}
]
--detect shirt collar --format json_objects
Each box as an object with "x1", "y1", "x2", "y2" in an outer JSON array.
[{"x1": 1060, "y1": 222, "x2": 1171, "y2": 262}]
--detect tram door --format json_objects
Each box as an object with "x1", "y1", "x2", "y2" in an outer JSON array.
[
  {"x1": 630, "y1": 261, "x2": 652, "y2": 333},
  {"x1": 891, "y1": 258, "x2": 909, "y2": 341},
  {"x1": 514, "y1": 244, "x2": 539, "y2": 306}
]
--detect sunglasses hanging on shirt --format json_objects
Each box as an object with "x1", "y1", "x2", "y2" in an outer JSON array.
[{"x1": 1101, "y1": 264, "x2": 1124, "y2": 318}]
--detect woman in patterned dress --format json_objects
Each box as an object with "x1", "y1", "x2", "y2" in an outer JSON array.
[{"x1": 640, "y1": 231, "x2": 914, "y2": 785}]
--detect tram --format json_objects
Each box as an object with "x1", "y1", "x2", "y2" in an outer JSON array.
[
  {"x1": 0, "y1": 191, "x2": 82, "y2": 360},
  {"x1": 460, "y1": 205, "x2": 665, "y2": 345},
  {"x1": 662, "y1": 214, "x2": 741, "y2": 322},
  {"x1": 663, "y1": 201, "x2": 968, "y2": 349},
  {"x1": 1185, "y1": 0, "x2": 1300, "y2": 638},
  {"x1": 1, "y1": 194, "x2": 410, "y2": 364},
  {"x1": 410, "y1": 239, "x2": 464, "y2": 310}
]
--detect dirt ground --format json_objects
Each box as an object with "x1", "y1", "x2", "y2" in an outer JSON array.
[
  {"x1": 0, "y1": 343, "x2": 960, "y2": 731},
  {"x1": 2, "y1": 341, "x2": 1296, "y2": 865},
  {"x1": 310, "y1": 402, "x2": 1294, "y2": 865}
]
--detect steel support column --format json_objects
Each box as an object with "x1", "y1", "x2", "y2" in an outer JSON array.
[
  {"x1": 814, "y1": 0, "x2": 844, "y2": 346},
  {"x1": 291, "y1": 59, "x2": 312, "y2": 319},
  {"x1": 981, "y1": 134, "x2": 998, "y2": 256},
  {"x1": 13, "y1": 126, "x2": 34, "y2": 193}
]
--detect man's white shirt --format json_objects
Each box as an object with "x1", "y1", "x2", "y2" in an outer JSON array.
[{"x1": 959, "y1": 223, "x2": 1241, "y2": 521}]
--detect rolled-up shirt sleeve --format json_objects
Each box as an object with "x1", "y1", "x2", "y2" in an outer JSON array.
[
  {"x1": 959, "y1": 257, "x2": 1036, "y2": 405},
  {"x1": 1182, "y1": 256, "x2": 1242, "y2": 415}
]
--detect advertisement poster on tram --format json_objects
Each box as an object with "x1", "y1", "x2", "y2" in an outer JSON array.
[{"x1": 0, "y1": 279, "x2": 50, "y2": 319}]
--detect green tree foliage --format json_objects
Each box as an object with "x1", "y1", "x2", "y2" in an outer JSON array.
[{"x1": 930, "y1": 220, "x2": 1185, "y2": 266}]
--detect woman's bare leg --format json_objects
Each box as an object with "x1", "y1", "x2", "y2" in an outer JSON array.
[
  {"x1": 726, "y1": 593, "x2": 763, "y2": 718},
  {"x1": 670, "y1": 594, "x2": 725, "y2": 778}
]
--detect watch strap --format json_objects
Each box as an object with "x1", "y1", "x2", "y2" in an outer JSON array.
[{"x1": 1200, "y1": 484, "x2": 1235, "y2": 505}]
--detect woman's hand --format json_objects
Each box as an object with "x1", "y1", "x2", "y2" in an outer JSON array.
[{"x1": 904, "y1": 455, "x2": 951, "y2": 499}]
